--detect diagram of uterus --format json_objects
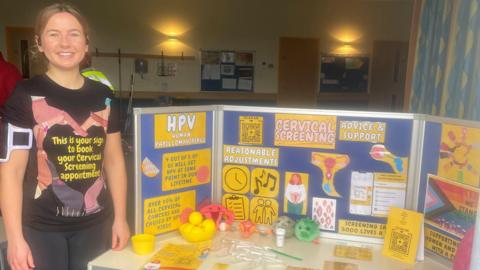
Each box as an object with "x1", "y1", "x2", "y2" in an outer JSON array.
[
  {"x1": 369, "y1": 144, "x2": 407, "y2": 174},
  {"x1": 311, "y1": 152, "x2": 350, "y2": 197}
]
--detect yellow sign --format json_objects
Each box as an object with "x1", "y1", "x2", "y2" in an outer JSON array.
[
  {"x1": 334, "y1": 245, "x2": 373, "y2": 261},
  {"x1": 251, "y1": 168, "x2": 280, "y2": 197},
  {"x1": 339, "y1": 121, "x2": 386, "y2": 143},
  {"x1": 338, "y1": 220, "x2": 386, "y2": 238},
  {"x1": 222, "y1": 165, "x2": 250, "y2": 194},
  {"x1": 438, "y1": 123, "x2": 480, "y2": 187},
  {"x1": 223, "y1": 145, "x2": 279, "y2": 167},
  {"x1": 323, "y1": 261, "x2": 359, "y2": 270},
  {"x1": 143, "y1": 190, "x2": 196, "y2": 234},
  {"x1": 283, "y1": 172, "x2": 309, "y2": 215},
  {"x1": 162, "y1": 149, "x2": 211, "y2": 191},
  {"x1": 425, "y1": 226, "x2": 460, "y2": 260},
  {"x1": 250, "y1": 197, "x2": 278, "y2": 225},
  {"x1": 274, "y1": 114, "x2": 336, "y2": 149},
  {"x1": 222, "y1": 193, "x2": 249, "y2": 220},
  {"x1": 239, "y1": 116, "x2": 263, "y2": 145},
  {"x1": 154, "y1": 112, "x2": 206, "y2": 148},
  {"x1": 382, "y1": 207, "x2": 423, "y2": 264}
]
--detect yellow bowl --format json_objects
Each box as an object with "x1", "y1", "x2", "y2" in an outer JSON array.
[{"x1": 131, "y1": 234, "x2": 155, "y2": 255}]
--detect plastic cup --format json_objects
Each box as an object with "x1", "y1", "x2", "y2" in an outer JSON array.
[
  {"x1": 275, "y1": 228, "x2": 286, "y2": 247},
  {"x1": 131, "y1": 234, "x2": 156, "y2": 255}
]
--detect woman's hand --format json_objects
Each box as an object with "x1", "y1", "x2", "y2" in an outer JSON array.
[
  {"x1": 111, "y1": 219, "x2": 130, "y2": 251},
  {"x1": 7, "y1": 238, "x2": 35, "y2": 270}
]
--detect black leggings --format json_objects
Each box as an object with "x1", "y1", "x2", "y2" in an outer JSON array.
[{"x1": 22, "y1": 220, "x2": 111, "y2": 270}]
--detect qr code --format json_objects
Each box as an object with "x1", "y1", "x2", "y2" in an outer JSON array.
[
  {"x1": 239, "y1": 117, "x2": 263, "y2": 145},
  {"x1": 389, "y1": 228, "x2": 412, "y2": 255}
]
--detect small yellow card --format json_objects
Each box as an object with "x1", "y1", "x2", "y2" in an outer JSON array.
[
  {"x1": 382, "y1": 207, "x2": 423, "y2": 264},
  {"x1": 334, "y1": 245, "x2": 373, "y2": 261},
  {"x1": 323, "y1": 261, "x2": 359, "y2": 270}
]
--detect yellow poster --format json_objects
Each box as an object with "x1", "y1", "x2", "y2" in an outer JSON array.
[
  {"x1": 438, "y1": 123, "x2": 480, "y2": 187},
  {"x1": 250, "y1": 197, "x2": 278, "y2": 225},
  {"x1": 338, "y1": 220, "x2": 386, "y2": 238},
  {"x1": 222, "y1": 165, "x2": 250, "y2": 194},
  {"x1": 382, "y1": 207, "x2": 423, "y2": 264},
  {"x1": 154, "y1": 112, "x2": 206, "y2": 148},
  {"x1": 143, "y1": 190, "x2": 196, "y2": 234},
  {"x1": 162, "y1": 148, "x2": 211, "y2": 191},
  {"x1": 222, "y1": 193, "x2": 249, "y2": 220},
  {"x1": 283, "y1": 172, "x2": 309, "y2": 215},
  {"x1": 239, "y1": 116, "x2": 263, "y2": 145},
  {"x1": 424, "y1": 226, "x2": 460, "y2": 260},
  {"x1": 339, "y1": 120, "x2": 386, "y2": 143},
  {"x1": 223, "y1": 145, "x2": 279, "y2": 167},
  {"x1": 274, "y1": 114, "x2": 336, "y2": 149},
  {"x1": 251, "y1": 168, "x2": 280, "y2": 197}
]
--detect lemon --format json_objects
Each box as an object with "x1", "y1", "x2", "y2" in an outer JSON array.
[{"x1": 188, "y1": 211, "x2": 204, "y2": 225}]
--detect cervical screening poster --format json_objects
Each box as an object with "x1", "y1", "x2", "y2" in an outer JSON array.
[{"x1": 221, "y1": 110, "x2": 413, "y2": 239}]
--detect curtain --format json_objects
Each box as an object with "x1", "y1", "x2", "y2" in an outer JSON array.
[{"x1": 410, "y1": 0, "x2": 480, "y2": 120}]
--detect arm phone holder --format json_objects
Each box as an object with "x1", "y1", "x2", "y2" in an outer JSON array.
[{"x1": 0, "y1": 121, "x2": 33, "y2": 162}]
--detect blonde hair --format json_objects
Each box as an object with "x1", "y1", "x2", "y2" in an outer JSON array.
[{"x1": 33, "y1": 3, "x2": 89, "y2": 61}]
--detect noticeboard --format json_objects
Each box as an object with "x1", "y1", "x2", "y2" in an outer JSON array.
[{"x1": 220, "y1": 109, "x2": 414, "y2": 241}]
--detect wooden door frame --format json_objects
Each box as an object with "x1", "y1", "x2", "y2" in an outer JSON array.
[{"x1": 5, "y1": 26, "x2": 35, "y2": 62}]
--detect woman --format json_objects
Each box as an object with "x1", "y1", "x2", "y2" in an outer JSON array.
[
  {"x1": 285, "y1": 173, "x2": 306, "y2": 215},
  {"x1": 0, "y1": 3, "x2": 130, "y2": 270}
]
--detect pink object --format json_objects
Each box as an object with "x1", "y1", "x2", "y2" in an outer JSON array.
[
  {"x1": 196, "y1": 165, "x2": 210, "y2": 182},
  {"x1": 453, "y1": 228, "x2": 474, "y2": 270},
  {"x1": 239, "y1": 220, "x2": 256, "y2": 238},
  {"x1": 200, "y1": 204, "x2": 234, "y2": 230}
]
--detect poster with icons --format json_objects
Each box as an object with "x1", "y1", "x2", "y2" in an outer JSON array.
[
  {"x1": 221, "y1": 110, "x2": 413, "y2": 239},
  {"x1": 136, "y1": 110, "x2": 214, "y2": 235}
]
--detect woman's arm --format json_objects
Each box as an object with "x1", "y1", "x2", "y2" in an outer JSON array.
[
  {"x1": 0, "y1": 150, "x2": 35, "y2": 270},
  {"x1": 103, "y1": 132, "x2": 130, "y2": 250}
]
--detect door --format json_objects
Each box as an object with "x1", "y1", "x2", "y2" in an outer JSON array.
[
  {"x1": 278, "y1": 37, "x2": 319, "y2": 107},
  {"x1": 368, "y1": 41, "x2": 409, "y2": 112},
  {"x1": 5, "y1": 27, "x2": 46, "y2": 78}
]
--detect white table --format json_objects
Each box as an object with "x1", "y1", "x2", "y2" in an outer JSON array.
[{"x1": 88, "y1": 231, "x2": 450, "y2": 270}]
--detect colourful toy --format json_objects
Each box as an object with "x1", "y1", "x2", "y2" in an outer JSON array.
[
  {"x1": 179, "y1": 211, "x2": 216, "y2": 242},
  {"x1": 200, "y1": 204, "x2": 234, "y2": 231},
  {"x1": 294, "y1": 218, "x2": 319, "y2": 242},
  {"x1": 273, "y1": 216, "x2": 296, "y2": 238},
  {"x1": 238, "y1": 220, "x2": 257, "y2": 238},
  {"x1": 311, "y1": 152, "x2": 350, "y2": 197}
]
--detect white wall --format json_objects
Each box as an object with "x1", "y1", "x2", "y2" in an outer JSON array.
[{"x1": 0, "y1": 0, "x2": 413, "y2": 93}]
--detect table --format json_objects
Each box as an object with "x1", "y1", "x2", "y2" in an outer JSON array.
[{"x1": 88, "y1": 231, "x2": 450, "y2": 270}]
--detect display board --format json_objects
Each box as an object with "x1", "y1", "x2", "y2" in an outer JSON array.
[
  {"x1": 201, "y1": 50, "x2": 254, "y2": 92},
  {"x1": 417, "y1": 120, "x2": 480, "y2": 261},
  {"x1": 134, "y1": 107, "x2": 215, "y2": 235},
  {"x1": 220, "y1": 109, "x2": 415, "y2": 241}
]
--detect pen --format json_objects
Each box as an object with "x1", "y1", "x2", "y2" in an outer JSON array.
[{"x1": 267, "y1": 248, "x2": 303, "y2": 261}]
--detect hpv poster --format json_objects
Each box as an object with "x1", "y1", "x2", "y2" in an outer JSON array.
[{"x1": 139, "y1": 111, "x2": 213, "y2": 235}]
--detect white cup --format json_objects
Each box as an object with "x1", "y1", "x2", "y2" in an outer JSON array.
[{"x1": 275, "y1": 228, "x2": 286, "y2": 247}]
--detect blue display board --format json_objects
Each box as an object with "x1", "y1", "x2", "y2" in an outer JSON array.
[
  {"x1": 220, "y1": 110, "x2": 413, "y2": 239},
  {"x1": 136, "y1": 110, "x2": 214, "y2": 235},
  {"x1": 417, "y1": 121, "x2": 480, "y2": 261}
]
